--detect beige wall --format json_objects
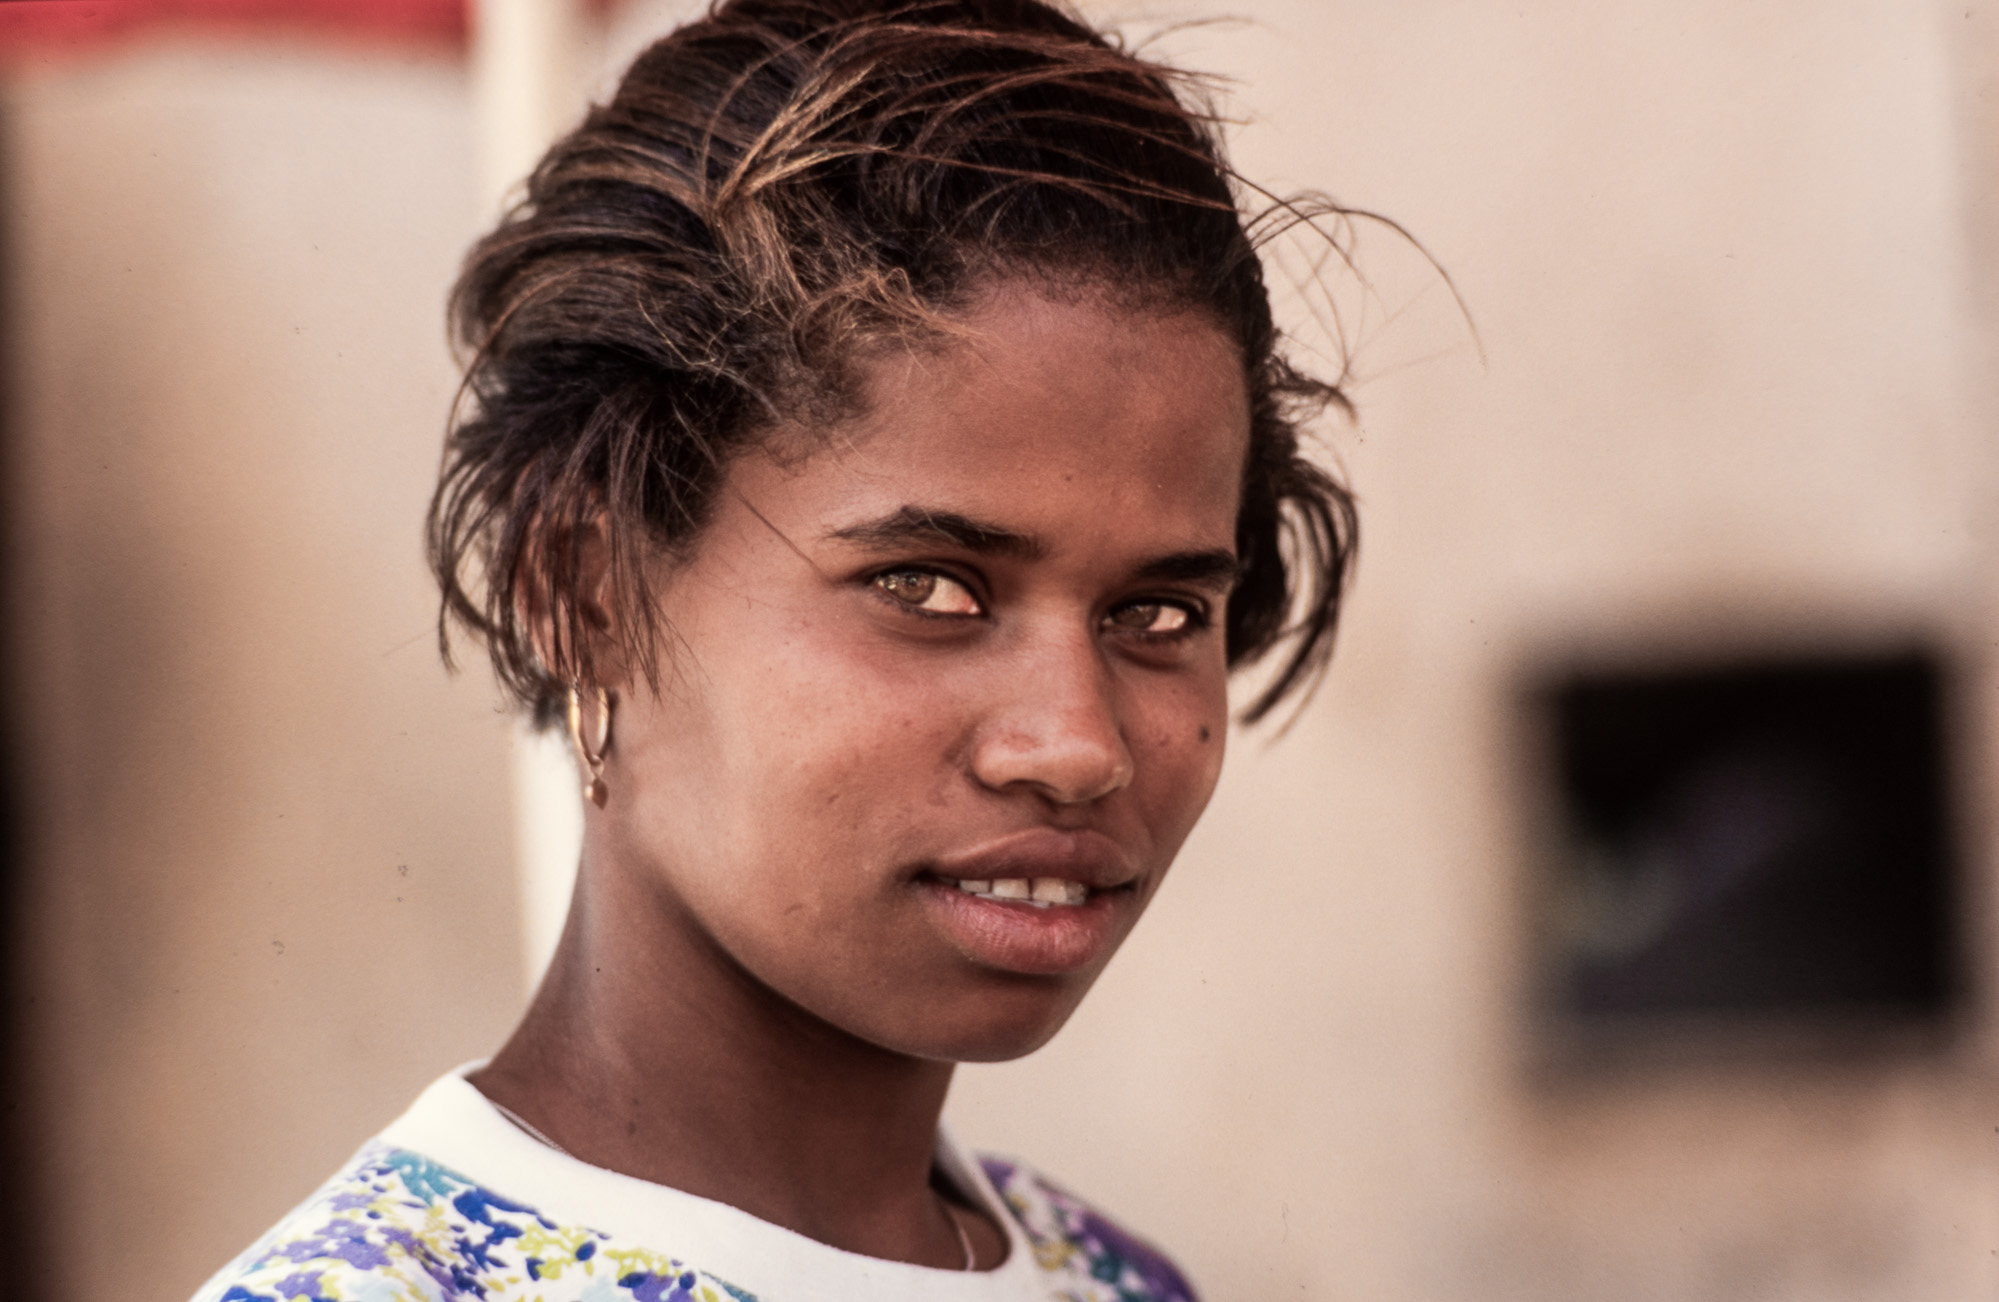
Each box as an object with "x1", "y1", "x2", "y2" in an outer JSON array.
[
  {"x1": 949, "y1": 2, "x2": 1999, "y2": 1299},
  {"x1": 4, "y1": 3, "x2": 1997, "y2": 1301},
  {"x1": 2, "y1": 40, "x2": 523, "y2": 1302}
]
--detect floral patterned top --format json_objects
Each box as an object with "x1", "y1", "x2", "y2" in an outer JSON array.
[{"x1": 191, "y1": 1070, "x2": 1197, "y2": 1302}]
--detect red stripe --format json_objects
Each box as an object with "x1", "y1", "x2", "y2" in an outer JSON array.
[
  {"x1": 1, "y1": 1, "x2": 634, "y2": 67},
  {"x1": 0, "y1": 0, "x2": 471, "y2": 56}
]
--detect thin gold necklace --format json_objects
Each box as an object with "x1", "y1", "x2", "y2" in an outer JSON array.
[
  {"x1": 489, "y1": 1097, "x2": 571, "y2": 1156},
  {"x1": 490, "y1": 1099, "x2": 976, "y2": 1271},
  {"x1": 936, "y1": 1192, "x2": 977, "y2": 1270}
]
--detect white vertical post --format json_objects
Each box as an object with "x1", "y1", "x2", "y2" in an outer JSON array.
[
  {"x1": 472, "y1": 0, "x2": 587, "y2": 217},
  {"x1": 510, "y1": 723, "x2": 586, "y2": 992},
  {"x1": 472, "y1": 0, "x2": 591, "y2": 993}
]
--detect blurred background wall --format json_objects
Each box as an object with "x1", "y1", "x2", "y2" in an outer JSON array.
[
  {"x1": 2, "y1": 2, "x2": 1996, "y2": 1300},
  {"x1": 0, "y1": 5, "x2": 522, "y2": 1298}
]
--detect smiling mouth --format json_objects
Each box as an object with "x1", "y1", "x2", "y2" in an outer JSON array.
[
  {"x1": 943, "y1": 876, "x2": 1091, "y2": 908},
  {"x1": 921, "y1": 868, "x2": 1130, "y2": 974}
]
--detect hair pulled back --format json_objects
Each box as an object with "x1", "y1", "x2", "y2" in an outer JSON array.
[{"x1": 428, "y1": 0, "x2": 1358, "y2": 724}]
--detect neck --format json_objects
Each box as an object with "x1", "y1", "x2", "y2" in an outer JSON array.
[{"x1": 474, "y1": 844, "x2": 971, "y2": 1265}]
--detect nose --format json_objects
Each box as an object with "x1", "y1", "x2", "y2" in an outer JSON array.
[{"x1": 969, "y1": 632, "x2": 1135, "y2": 805}]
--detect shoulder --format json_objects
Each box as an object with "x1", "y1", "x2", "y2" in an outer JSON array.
[
  {"x1": 189, "y1": 1142, "x2": 759, "y2": 1302},
  {"x1": 978, "y1": 1154, "x2": 1200, "y2": 1302}
]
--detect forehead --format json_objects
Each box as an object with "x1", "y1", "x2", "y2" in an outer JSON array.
[{"x1": 755, "y1": 289, "x2": 1251, "y2": 549}]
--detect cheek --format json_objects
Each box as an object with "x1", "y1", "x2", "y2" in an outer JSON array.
[
  {"x1": 1126, "y1": 669, "x2": 1230, "y2": 842},
  {"x1": 710, "y1": 632, "x2": 964, "y2": 851}
]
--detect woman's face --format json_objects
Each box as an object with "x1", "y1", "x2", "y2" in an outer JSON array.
[{"x1": 596, "y1": 285, "x2": 1250, "y2": 1061}]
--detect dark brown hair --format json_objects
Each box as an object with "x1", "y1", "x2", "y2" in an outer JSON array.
[{"x1": 428, "y1": 0, "x2": 1358, "y2": 724}]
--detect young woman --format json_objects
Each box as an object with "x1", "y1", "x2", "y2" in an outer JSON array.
[{"x1": 195, "y1": 1, "x2": 1355, "y2": 1298}]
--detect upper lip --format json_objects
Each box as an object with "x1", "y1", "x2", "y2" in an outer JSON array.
[{"x1": 923, "y1": 827, "x2": 1138, "y2": 891}]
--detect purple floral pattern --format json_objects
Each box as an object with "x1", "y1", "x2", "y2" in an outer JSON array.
[
  {"x1": 980, "y1": 1158, "x2": 1198, "y2": 1302},
  {"x1": 193, "y1": 1143, "x2": 758, "y2": 1302},
  {"x1": 192, "y1": 1143, "x2": 1196, "y2": 1302}
]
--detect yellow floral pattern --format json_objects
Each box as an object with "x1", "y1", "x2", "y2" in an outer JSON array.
[{"x1": 191, "y1": 1144, "x2": 1196, "y2": 1302}]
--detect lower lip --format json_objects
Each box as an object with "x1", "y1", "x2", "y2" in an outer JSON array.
[{"x1": 920, "y1": 879, "x2": 1127, "y2": 976}]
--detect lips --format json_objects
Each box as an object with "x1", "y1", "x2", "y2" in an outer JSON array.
[
  {"x1": 917, "y1": 828, "x2": 1140, "y2": 975},
  {"x1": 925, "y1": 826, "x2": 1137, "y2": 892}
]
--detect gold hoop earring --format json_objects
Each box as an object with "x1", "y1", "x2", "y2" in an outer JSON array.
[{"x1": 566, "y1": 684, "x2": 612, "y2": 808}]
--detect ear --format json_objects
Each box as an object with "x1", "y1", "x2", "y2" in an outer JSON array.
[{"x1": 518, "y1": 511, "x2": 626, "y2": 690}]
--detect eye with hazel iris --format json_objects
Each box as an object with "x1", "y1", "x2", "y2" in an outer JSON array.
[
  {"x1": 873, "y1": 568, "x2": 983, "y2": 616},
  {"x1": 1106, "y1": 602, "x2": 1198, "y2": 635}
]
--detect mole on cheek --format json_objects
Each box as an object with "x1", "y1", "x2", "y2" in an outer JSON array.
[{"x1": 1198, "y1": 726, "x2": 1211, "y2": 743}]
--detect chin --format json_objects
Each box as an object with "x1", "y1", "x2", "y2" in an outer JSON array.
[{"x1": 869, "y1": 974, "x2": 1097, "y2": 1064}]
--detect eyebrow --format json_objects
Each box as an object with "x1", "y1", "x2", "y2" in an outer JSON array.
[
  {"x1": 828, "y1": 507, "x2": 1044, "y2": 560},
  {"x1": 1133, "y1": 549, "x2": 1241, "y2": 592},
  {"x1": 826, "y1": 505, "x2": 1240, "y2": 591}
]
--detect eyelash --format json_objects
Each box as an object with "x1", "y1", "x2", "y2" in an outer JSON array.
[
  {"x1": 1109, "y1": 600, "x2": 1211, "y2": 641},
  {"x1": 866, "y1": 566, "x2": 1211, "y2": 640}
]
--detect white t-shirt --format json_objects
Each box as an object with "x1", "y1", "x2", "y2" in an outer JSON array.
[{"x1": 191, "y1": 1067, "x2": 1198, "y2": 1302}]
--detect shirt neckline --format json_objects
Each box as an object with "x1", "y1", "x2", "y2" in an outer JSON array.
[{"x1": 377, "y1": 1064, "x2": 1043, "y2": 1302}]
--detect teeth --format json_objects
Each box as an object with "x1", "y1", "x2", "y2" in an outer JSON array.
[
  {"x1": 1032, "y1": 877, "x2": 1088, "y2": 905},
  {"x1": 951, "y1": 876, "x2": 1090, "y2": 906}
]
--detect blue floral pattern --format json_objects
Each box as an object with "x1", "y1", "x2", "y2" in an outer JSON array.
[
  {"x1": 196, "y1": 1144, "x2": 758, "y2": 1302},
  {"x1": 979, "y1": 1159, "x2": 1196, "y2": 1302},
  {"x1": 193, "y1": 1145, "x2": 1196, "y2": 1302}
]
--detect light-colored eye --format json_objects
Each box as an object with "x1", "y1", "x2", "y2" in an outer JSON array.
[
  {"x1": 1107, "y1": 602, "x2": 1193, "y2": 634},
  {"x1": 874, "y1": 569, "x2": 982, "y2": 616}
]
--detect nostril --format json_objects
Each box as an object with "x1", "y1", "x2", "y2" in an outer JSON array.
[
  {"x1": 968, "y1": 643, "x2": 1132, "y2": 801},
  {"x1": 970, "y1": 722, "x2": 1134, "y2": 804}
]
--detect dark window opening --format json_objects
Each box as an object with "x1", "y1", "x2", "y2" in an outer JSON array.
[{"x1": 1536, "y1": 652, "x2": 1962, "y2": 1032}]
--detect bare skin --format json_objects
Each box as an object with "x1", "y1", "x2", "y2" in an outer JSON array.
[{"x1": 473, "y1": 285, "x2": 1250, "y2": 1271}]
